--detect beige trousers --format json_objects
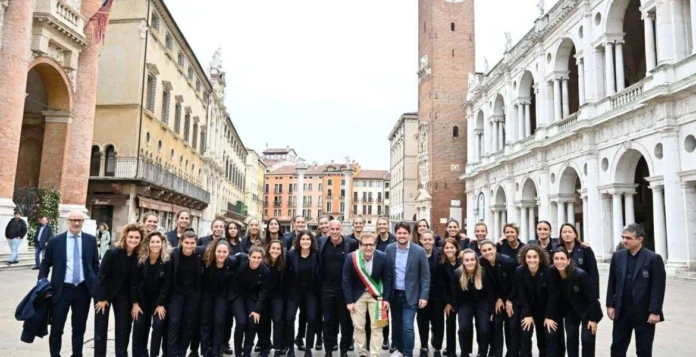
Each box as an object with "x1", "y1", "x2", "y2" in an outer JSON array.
[{"x1": 350, "y1": 291, "x2": 384, "y2": 357}]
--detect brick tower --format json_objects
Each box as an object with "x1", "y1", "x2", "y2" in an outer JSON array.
[{"x1": 417, "y1": 0, "x2": 474, "y2": 234}]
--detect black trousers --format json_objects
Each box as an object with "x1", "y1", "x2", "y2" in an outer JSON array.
[
  {"x1": 49, "y1": 283, "x2": 91, "y2": 357},
  {"x1": 259, "y1": 295, "x2": 285, "y2": 351},
  {"x1": 168, "y1": 290, "x2": 201, "y2": 357},
  {"x1": 559, "y1": 308, "x2": 595, "y2": 357},
  {"x1": 286, "y1": 290, "x2": 319, "y2": 351},
  {"x1": 232, "y1": 297, "x2": 261, "y2": 357},
  {"x1": 416, "y1": 299, "x2": 444, "y2": 351},
  {"x1": 224, "y1": 303, "x2": 235, "y2": 349},
  {"x1": 190, "y1": 298, "x2": 202, "y2": 356},
  {"x1": 491, "y1": 304, "x2": 521, "y2": 357},
  {"x1": 321, "y1": 289, "x2": 352, "y2": 353},
  {"x1": 458, "y1": 301, "x2": 491, "y2": 357},
  {"x1": 132, "y1": 293, "x2": 166, "y2": 357},
  {"x1": 520, "y1": 312, "x2": 557, "y2": 357},
  {"x1": 200, "y1": 295, "x2": 228, "y2": 357},
  {"x1": 444, "y1": 308, "x2": 457, "y2": 355},
  {"x1": 610, "y1": 310, "x2": 655, "y2": 357},
  {"x1": 94, "y1": 293, "x2": 132, "y2": 357}
]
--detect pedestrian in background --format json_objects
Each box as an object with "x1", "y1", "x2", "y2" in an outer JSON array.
[
  {"x1": 32, "y1": 215, "x2": 53, "y2": 270},
  {"x1": 98, "y1": 223, "x2": 111, "y2": 259},
  {"x1": 5, "y1": 210, "x2": 27, "y2": 265}
]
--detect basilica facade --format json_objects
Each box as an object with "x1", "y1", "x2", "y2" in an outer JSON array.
[{"x1": 462, "y1": 0, "x2": 696, "y2": 270}]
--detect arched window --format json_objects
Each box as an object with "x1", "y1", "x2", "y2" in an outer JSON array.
[
  {"x1": 105, "y1": 145, "x2": 116, "y2": 177},
  {"x1": 452, "y1": 126, "x2": 459, "y2": 137},
  {"x1": 90, "y1": 146, "x2": 101, "y2": 176}
]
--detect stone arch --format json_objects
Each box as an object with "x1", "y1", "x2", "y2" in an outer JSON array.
[
  {"x1": 554, "y1": 37, "x2": 581, "y2": 116},
  {"x1": 553, "y1": 37, "x2": 580, "y2": 73},
  {"x1": 495, "y1": 185, "x2": 507, "y2": 205},
  {"x1": 518, "y1": 71, "x2": 535, "y2": 98},
  {"x1": 521, "y1": 177, "x2": 538, "y2": 201},
  {"x1": 27, "y1": 57, "x2": 74, "y2": 111},
  {"x1": 610, "y1": 144, "x2": 654, "y2": 184},
  {"x1": 558, "y1": 164, "x2": 583, "y2": 194},
  {"x1": 604, "y1": 0, "x2": 634, "y2": 35},
  {"x1": 104, "y1": 144, "x2": 117, "y2": 177}
]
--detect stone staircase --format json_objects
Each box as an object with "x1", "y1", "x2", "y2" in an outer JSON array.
[{"x1": 0, "y1": 249, "x2": 37, "y2": 271}]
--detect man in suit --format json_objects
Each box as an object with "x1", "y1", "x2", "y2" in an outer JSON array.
[
  {"x1": 606, "y1": 223, "x2": 666, "y2": 357},
  {"x1": 38, "y1": 211, "x2": 100, "y2": 357},
  {"x1": 319, "y1": 220, "x2": 359, "y2": 357},
  {"x1": 5, "y1": 210, "x2": 27, "y2": 264},
  {"x1": 385, "y1": 221, "x2": 430, "y2": 357},
  {"x1": 33, "y1": 216, "x2": 54, "y2": 270},
  {"x1": 343, "y1": 232, "x2": 393, "y2": 357}
]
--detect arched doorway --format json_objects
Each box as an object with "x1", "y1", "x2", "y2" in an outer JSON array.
[
  {"x1": 615, "y1": 149, "x2": 654, "y2": 251},
  {"x1": 518, "y1": 71, "x2": 537, "y2": 139},
  {"x1": 90, "y1": 146, "x2": 101, "y2": 176},
  {"x1": 493, "y1": 186, "x2": 507, "y2": 239},
  {"x1": 606, "y1": 0, "x2": 647, "y2": 90},
  {"x1": 16, "y1": 59, "x2": 73, "y2": 193},
  {"x1": 521, "y1": 178, "x2": 538, "y2": 242},
  {"x1": 492, "y1": 94, "x2": 506, "y2": 151},
  {"x1": 554, "y1": 38, "x2": 580, "y2": 118},
  {"x1": 558, "y1": 166, "x2": 583, "y2": 237}
]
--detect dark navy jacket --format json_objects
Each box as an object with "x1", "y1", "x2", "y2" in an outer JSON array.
[
  {"x1": 606, "y1": 247, "x2": 666, "y2": 322},
  {"x1": 479, "y1": 253, "x2": 518, "y2": 303},
  {"x1": 16, "y1": 278, "x2": 53, "y2": 343},
  {"x1": 342, "y1": 250, "x2": 393, "y2": 304},
  {"x1": 568, "y1": 244, "x2": 600, "y2": 299},
  {"x1": 515, "y1": 266, "x2": 554, "y2": 318},
  {"x1": 548, "y1": 267, "x2": 603, "y2": 323},
  {"x1": 375, "y1": 233, "x2": 396, "y2": 252},
  {"x1": 527, "y1": 238, "x2": 560, "y2": 254},
  {"x1": 38, "y1": 232, "x2": 100, "y2": 304},
  {"x1": 284, "y1": 248, "x2": 320, "y2": 299},
  {"x1": 165, "y1": 230, "x2": 180, "y2": 249},
  {"x1": 34, "y1": 224, "x2": 54, "y2": 250},
  {"x1": 241, "y1": 235, "x2": 263, "y2": 254}
]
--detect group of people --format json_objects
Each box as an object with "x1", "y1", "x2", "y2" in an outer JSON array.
[{"x1": 26, "y1": 209, "x2": 666, "y2": 357}]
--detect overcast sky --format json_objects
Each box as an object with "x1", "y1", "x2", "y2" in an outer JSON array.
[{"x1": 164, "y1": 0, "x2": 556, "y2": 169}]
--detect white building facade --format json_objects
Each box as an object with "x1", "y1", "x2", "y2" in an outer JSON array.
[
  {"x1": 389, "y1": 113, "x2": 419, "y2": 222},
  {"x1": 463, "y1": 0, "x2": 696, "y2": 270},
  {"x1": 353, "y1": 170, "x2": 390, "y2": 231}
]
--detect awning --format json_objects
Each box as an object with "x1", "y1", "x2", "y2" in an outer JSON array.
[
  {"x1": 88, "y1": 194, "x2": 129, "y2": 206},
  {"x1": 137, "y1": 196, "x2": 173, "y2": 212}
]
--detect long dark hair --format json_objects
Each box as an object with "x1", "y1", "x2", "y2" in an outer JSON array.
[
  {"x1": 440, "y1": 237, "x2": 461, "y2": 264},
  {"x1": 264, "y1": 218, "x2": 282, "y2": 245},
  {"x1": 411, "y1": 219, "x2": 430, "y2": 244},
  {"x1": 226, "y1": 221, "x2": 241, "y2": 244},
  {"x1": 293, "y1": 230, "x2": 317, "y2": 252},
  {"x1": 203, "y1": 239, "x2": 231, "y2": 267},
  {"x1": 559, "y1": 223, "x2": 583, "y2": 245},
  {"x1": 264, "y1": 240, "x2": 286, "y2": 270},
  {"x1": 443, "y1": 218, "x2": 460, "y2": 239},
  {"x1": 551, "y1": 247, "x2": 577, "y2": 279}
]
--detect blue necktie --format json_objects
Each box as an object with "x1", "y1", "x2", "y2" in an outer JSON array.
[{"x1": 72, "y1": 236, "x2": 80, "y2": 285}]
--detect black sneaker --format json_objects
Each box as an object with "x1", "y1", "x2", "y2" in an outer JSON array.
[
  {"x1": 275, "y1": 350, "x2": 285, "y2": 357},
  {"x1": 433, "y1": 351, "x2": 441, "y2": 357},
  {"x1": 296, "y1": 337, "x2": 306, "y2": 352},
  {"x1": 348, "y1": 345, "x2": 354, "y2": 352},
  {"x1": 382, "y1": 342, "x2": 390, "y2": 351},
  {"x1": 420, "y1": 349, "x2": 429, "y2": 357},
  {"x1": 260, "y1": 350, "x2": 269, "y2": 357},
  {"x1": 332, "y1": 346, "x2": 338, "y2": 352},
  {"x1": 224, "y1": 344, "x2": 234, "y2": 355},
  {"x1": 340, "y1": 352, "x2": 348, "y2": 357},
  {"x1": 315, "y1": 339, "x2": 323, "y2": 351},
  {"x1": 389, "y1": 343, "x2": 397, "y2": 354},
  {"x1": 324, "y1": 353, "x2": 332, "y2": 357},
  {"x1": 255, "y1": 345, "x2": 262, "y2": 353},
  {"x1": 303, "y1": 351, "x2": 313, "y2": 357}
]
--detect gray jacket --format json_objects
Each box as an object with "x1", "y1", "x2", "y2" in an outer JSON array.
[{"x1": 385, "y1": 241, "x2": 430, "y2": 305}]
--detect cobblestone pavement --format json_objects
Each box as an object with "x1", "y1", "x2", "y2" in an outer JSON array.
[{"x1": 0, "y1": 268, "x2": 693, "y2": 356}]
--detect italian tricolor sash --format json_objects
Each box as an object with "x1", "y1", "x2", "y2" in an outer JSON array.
[{"x1": 352, "y1": 250, "x2": 389, "y2": 327}]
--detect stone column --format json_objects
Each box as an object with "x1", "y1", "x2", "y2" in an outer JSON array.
[
  {"x1": 651, "y1": 185, "x2": 667, "y2": 259},
  {"x1": 39, "y1": 111, "x2": 73, "y2": 190},
  {"x1": 342, "y1": 168, "x2": 351, "y2": 222},
  {"x1": 561, "y1": 77, "x2": 570, "y2": 118},
  {"x1": 691, "y1": 1, "x2": 696, "y2": 54},
  {"x1": 612, "y1": 193, "x2": 624, "y2": 247},
  {"x1": 557, "y1": 200, "x2": 566, "y2": 226},
  {"x1": 605, "y1": 42, "x2": 616, "y2": 95},
  {"x1": 645, "y1": 12, "x2": 657, "y2": 72},
  {"x1": 492, "y1": 121, "x2": 498, "y2": 153},
  {"x1": 682, "y1": 183, "x2": 696, "y2": 268},
  {"x1": 600, "y1": 194, "x2": 614, "y2": 257},
  {"x1": 296, "y1": 165, "x2": 306, "y2": 218},
  {"x1": 582, "y1": 195, "x2": 589, "y2": 242},
  {"x1": 528, "y1": 206, "x2": 536, "y2": 241},
  {"x1": 567, "y1": 201, "x2": 575, "y2": 225},
  {"x1": 662, "y1": 131, "x2": 686, "y2": 266},
  {"x1": 0, "y1": 0, "x2": 36, "y2": 214},
  {"x1": 553, "y1": 78, "x2": 562, "y2": 121},
  {"x1": 493, "y1": 209, "x2": 500, "y2": 240},
  {"x1": 524, "y1": 103, "x2": 531, "y2": 137},
  {"x1": 624, "y1": 193, "x2": 635, "y2": 225},
  {"x1": 498, "y1": 120, "x2": 505, "y2": 151},
  {"x1": 61, "y1": 0, "x2": 106, "y2": 212},
  {"x1": 539, "y1": 169, "x2": 550, "y2": 221},
  {"x1": 615, "y1": 41, "x2": 625, "y2": 92},
  {"x1": 520, "y1": 206, "x2": 528, "y2": 242},
  {"x1": 577, "y1": 59, "x2": 585, "y2": 104},
  {"x1": 517, "y1": 104, "x2": 524, "y2": 141}
]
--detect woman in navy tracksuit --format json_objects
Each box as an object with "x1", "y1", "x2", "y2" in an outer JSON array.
[
  {"x1": 221, "y1": 221, "x2": 244, "y2": 355},
  {"x1": 549, "y1": 248, "x2": 602, "y2": 357},
  {"x1": 242, "y1": 218, "x2": 264, "y2": 253},
  {"x1": 412, "y1": 218, "x2": 443, "y2": 248},
  {"x1": 258, "y1": 240, "x2": 286, "y2": 357},
  {"x1": 439, "y1": 237, "x2": 461, "y2": 357},
  {"x1": 199, "y1": 240, "x2": 238, "y2": 357},
  {"x1": 131, "y1": 231, "x2": 172, "y2": 357},
  {"x1": 94, "y1": 223, "x2": 143, "y2": 357},
  {"x1": 284, "y1": 230, "x2": 320, "y2": 357},
  {"x1": 450, "y1": 248, "x2": 495, "y2": 357},
  {"x1": 414, "y1": 230, "x2": 444, "y2": 357},
  {"x1": 167, "y1": 230, "x2": 205, "y2": 357},
  {"x1": 231, "y1": 246, "x2": 270, "y2": 357},
  {"x1": 516, "y1": 244, "x2": 557, "y2": 357}
]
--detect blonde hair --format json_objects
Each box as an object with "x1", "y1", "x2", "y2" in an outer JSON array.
[
  {"x1": 138, "y1": 231, "x2": 172, "y2": 265},
  {"x1": 459, "y1": 249, "x2": 483, "y2": 291},
  {"x1": 116, "y1": 223, "x2": 144, "y2": 256}
]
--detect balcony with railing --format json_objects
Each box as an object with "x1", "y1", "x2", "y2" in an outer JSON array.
[
  {"x1": 93, "y1": 157, "x2": 210, "y2": 203},
  {"x1": 35, "y1": 0, "x2": 87, "y2": 38},
  {"x1": 273, "y1": 201, "x2": 282, "y2": 207}
]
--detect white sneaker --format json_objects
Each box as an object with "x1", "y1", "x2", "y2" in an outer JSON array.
[{"x1": 390, "y1": 351, "x2": 403, "y2": 357}]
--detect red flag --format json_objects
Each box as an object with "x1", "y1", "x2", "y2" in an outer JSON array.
[{"x1": 85, "y1": 0, "x2": 115, "y2": 45}]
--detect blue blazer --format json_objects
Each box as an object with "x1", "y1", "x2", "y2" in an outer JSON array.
[
  {"x1": 15, "y1": 278, "x2": 53, "y2": 343},
  {"x1": 38, "y1": 232, "x2": 100, "y2": 304},
  {"x1": 342, "y1": 250, "x2": 393, "y2": 304},
  {"x1": 34, "y1": 224, "x2": 54, "y2": 250},
  {"x1": 165, "y1": 230, "x2": 179, "y2": 248},
  {"x1": 385, "y1": 242, "x2": 430, "y2": 305},
  {"x1": 606, "y1": 247, "x2": 666, "y2": 322}
]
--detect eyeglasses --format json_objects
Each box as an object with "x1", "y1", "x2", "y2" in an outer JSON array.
[{"x1": 68, "y1": 219, "x2": 84, "y2": 223}]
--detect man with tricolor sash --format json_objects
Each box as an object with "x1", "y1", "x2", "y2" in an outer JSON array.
[{"x1": 342, "y1": 232, "x2": 393, "y2": 357}]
